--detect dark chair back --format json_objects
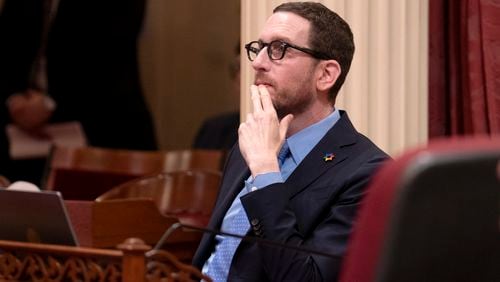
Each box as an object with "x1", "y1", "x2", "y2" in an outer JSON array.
[{"x1": 340, "y1": 136, "x2": 500, "y2": 282}]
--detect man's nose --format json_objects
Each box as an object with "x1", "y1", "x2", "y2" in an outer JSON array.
[{"x1": 251, "y1": 48, "x2": 270, "y2": 70}]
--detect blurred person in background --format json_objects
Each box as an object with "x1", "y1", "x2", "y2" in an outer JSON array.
[
  {"x1": 193, "y1": 43, "x2": 241, "y2": 151},
  {"x1": 0, "y1": 0, "x2": 156, "y2": 185}
]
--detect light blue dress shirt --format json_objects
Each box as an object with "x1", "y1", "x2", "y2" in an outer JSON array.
[{"x1": 202, "y1": 109, "x2": 341, "y2": 280}]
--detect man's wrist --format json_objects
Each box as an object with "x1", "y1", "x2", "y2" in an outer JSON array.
[
  {"x1": 248, "y1": 159, "x2": 280, "y2": 177},
  {"x1": 245, "y1": 172, "x2": 283, "y2": 192}
]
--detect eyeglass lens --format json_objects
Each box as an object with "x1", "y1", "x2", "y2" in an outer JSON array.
[{"x1": 247, "y1": 41, "x2": 286, "y2": 61}]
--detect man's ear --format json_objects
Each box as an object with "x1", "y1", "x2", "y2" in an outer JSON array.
[{"x1": 316, "y1": 60, "x2": 341, "y2": 92}]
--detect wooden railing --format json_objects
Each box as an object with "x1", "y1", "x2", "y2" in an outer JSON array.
[{"x1": 0, "y1": 238, "x2": 211, "y2": 282}]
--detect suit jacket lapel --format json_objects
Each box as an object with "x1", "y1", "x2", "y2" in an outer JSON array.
[
  {"x1": 209, "y1": 148, "x2": 250, "y2": 228},
  {"x1": 285, "y1": 111, "x2": 358, "y2": 198}
]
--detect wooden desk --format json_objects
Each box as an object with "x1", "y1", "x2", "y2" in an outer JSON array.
[{"x1": 65, "y1": 199, "x2": 204, "y2": 262}]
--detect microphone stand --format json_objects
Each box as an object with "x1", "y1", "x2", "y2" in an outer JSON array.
[{"x1": 155, "y1": 222, "x2": 340, "y2": 259}]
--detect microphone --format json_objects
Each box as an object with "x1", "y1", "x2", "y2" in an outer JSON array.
[{"x1": 155, "y1": 222, "x2": 340, "y2": 259}]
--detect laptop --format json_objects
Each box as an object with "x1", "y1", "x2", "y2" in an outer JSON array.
[{"x1": 0, "y1": 189, "x2": 79, "y2": 246}]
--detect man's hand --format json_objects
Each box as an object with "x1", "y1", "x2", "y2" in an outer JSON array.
[
  {"x1": 238, "y1": 85, "x2": 293, "y2": 177},
  {"x1": 7, "y1": 89, "x2": 55, "y2": 132}
]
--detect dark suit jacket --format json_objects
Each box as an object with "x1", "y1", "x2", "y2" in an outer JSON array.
[
  {"x1": 193, "y1": 111, "x2": 240, "y2": 150},
  {"x1": 193, "y1": 111, "x2": 389, "y2": 281}
]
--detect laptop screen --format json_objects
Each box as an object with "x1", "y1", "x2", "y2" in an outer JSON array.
[{"x1": 0, "y1": 189, "x2": 79, "y2": 246}]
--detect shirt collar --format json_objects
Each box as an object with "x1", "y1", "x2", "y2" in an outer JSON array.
[{"x1": 286, "y1": 108, "x2": 341, "y2": 165}]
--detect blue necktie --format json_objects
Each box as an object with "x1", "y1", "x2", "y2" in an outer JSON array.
[
  {"x1": 278, "y1": 142, "x2": 290, "y2": 166},
  {"x1": 278, "y1": 142, "x2": 293, "y2": 179},
  {"x1": 204, "y1": 189, "x2": 249, "y2": 281},
  {"x1": 204, "y1": 143, "x2": 291, "y2": 281}
]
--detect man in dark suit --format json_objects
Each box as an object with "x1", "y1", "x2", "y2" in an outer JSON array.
[
  {"x1": 193, "y1": 43, "x2": 241, "y2": 151},
  {"x1": 192, "y1": 111, "x2": 240, "y2": 150},
  {"x1": 193, "y1": 2, "x2": 389, "y2": 281}
]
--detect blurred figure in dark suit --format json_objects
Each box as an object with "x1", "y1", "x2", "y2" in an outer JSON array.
[
  {"x1": 193, "y1": 45, "x2": 240, "y2": 150},
  {"x1": 0, "y1": 0, "x2": 157, "y2": 185}
]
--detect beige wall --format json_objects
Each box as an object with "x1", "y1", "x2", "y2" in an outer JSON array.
[
  {"x1": 241, "y1": 0, "x2": 428, "y2": 156},
  {"x1": 139, "y1": 0, "x2": 240, "y2": 149}
]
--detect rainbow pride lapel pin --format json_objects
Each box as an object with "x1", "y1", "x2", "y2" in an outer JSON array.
[{"x1": 323, "y1": 153, "x2": 335, "y2": 162}]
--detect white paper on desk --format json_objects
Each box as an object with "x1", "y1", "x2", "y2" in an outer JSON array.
[{"x1": 6, "y1": 121, "x2": 87, "y2": 159}]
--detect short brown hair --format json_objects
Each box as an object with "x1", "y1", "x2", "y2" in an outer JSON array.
[{"x1": 274, "y1": 2, "x2": 355, "y2": 102}]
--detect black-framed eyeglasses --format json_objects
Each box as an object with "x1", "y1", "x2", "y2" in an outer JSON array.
[{"x1": 244, "y1": 40, "x2": 332, "y2": 62}]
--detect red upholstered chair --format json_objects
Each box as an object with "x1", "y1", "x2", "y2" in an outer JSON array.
[{"x1": 340, "y1": 136, "x2": 500, "y2": 282}]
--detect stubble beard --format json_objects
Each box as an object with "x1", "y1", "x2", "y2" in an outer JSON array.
[
  {"x1": 273, "y1": 87, "x2": 314, "y2": 120},
  {"x1": 273, "y1": 71, "x2": 316, "y2": 120},
  {"x1": 256, "y1": 65, "x2": 316, "y2": 120}
]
